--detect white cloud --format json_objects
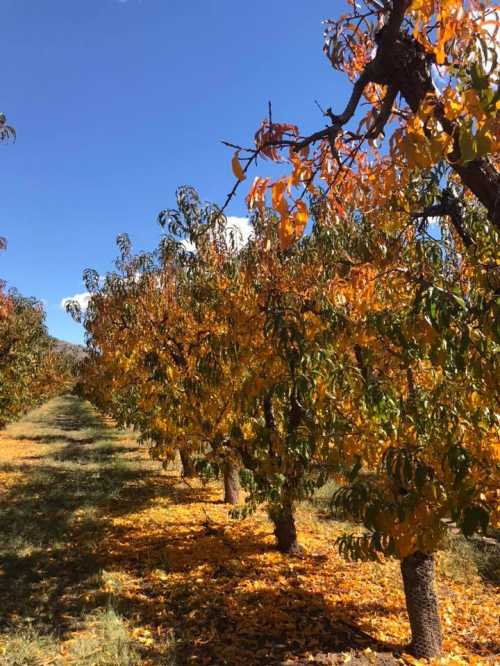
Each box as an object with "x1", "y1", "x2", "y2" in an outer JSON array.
[
  {"x1": 224, "y1": 216, "x2": 253, "y2": 250},
  {"x1": 180, "y1": 238, "x2": 197, "y2": 254},
  {"x1": 60, "y1": 292, "x2": 91, "y2": 312},
  {"x1": 179, "y1": 216, "x2": 253, "y2": 254}
]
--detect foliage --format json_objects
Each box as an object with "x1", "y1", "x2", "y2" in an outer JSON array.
[
  {"x1": 223, "y1": 0, "x2": 499, "y2": 656},
  {"x1": 0, "y1": 112, "x2": 15, "y2": 144},
  {"x1": 230, "y1": 0, "x2": 499, "y2": 241},
  {"x1": 0, "y1": 111, "x2": 16, "y2": 252},
  {"x1": 72, "y1": 188, "x2": 350, "y2": 549},
  {"x1": 74, "y1": 180, "x2": 498, "y2": 652},
  {"x1": 224, "y1": 0, "x2": 500, "y2": 560},
  {"x1": 0, "y1": 289, "x2": 75, "y2": 428}
]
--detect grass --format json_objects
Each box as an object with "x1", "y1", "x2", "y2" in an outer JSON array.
[
  {"x1": 0, "y1": 626, "x2": 60, "y2": 666},
  {"x1": 0, "y1": 609, "x2": 150, "y2": 666},
  {"x1": 438, "y1": 533, "x2": 500, "y2": 586},
  {"x1": 64, "y1": 608, "x2": 141, "y2": 666}
]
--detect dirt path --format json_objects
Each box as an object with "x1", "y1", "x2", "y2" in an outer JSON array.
[{"x1": 0, "y1": 397, "x2": 497, "y2": 665}]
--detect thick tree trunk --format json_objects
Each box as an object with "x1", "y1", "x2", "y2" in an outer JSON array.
[
  {"x1": 180, "y1": 450, "x2": 196, "y2": 478},
  {"x1": 401, "y1": 551, "x2": 443, "y2": 659},
  {"x1": 223, "y1": 460, "x2": 240, "y2": 504},
  {"x1": 270, "y1": 502, "x2": 303, "y2": 555}
]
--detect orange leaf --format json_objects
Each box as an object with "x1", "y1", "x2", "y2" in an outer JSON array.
[
  {"x1": 271, "y1": 180, "x2": 289, "y2": 216},
  {"x1": 231, "y1": 151, "x2": 246, "y2": 181},
  {"x1": 246, "y1": 176, "x2": 269, "y2": 211},
  {"x1": 278, "y1": 216, "x2": 295, "y2": 250},
  {"x1": 295, "y1": 200, "x2": 308, "y2": 225}
]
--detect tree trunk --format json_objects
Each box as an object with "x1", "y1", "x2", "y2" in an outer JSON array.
[
  {"x1": 401, "y1": 551, "x2": 443, "y2": 659},
  {"x1": 223, "y1": 460, "x2": 240, "y2": 504},
  {"x1": 180, "y1": 450, "x2": 195, "y2": 478},
  {"x1": 270, "y1": 502, "x2": 303, "y2": 555}
]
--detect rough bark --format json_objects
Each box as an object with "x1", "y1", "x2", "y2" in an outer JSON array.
[
  {"x1": 223, "y1": 460, "x2": 240, "y2": 505},
  {"x1": 401, "y1": 551, "x2": 443, "y2": 659},
  {"x1": 270, "y1": 502, "x2": 303, "y2": 556},
  {"x1": 180, "y1": 450, "x2": 196, "y2": 478}
]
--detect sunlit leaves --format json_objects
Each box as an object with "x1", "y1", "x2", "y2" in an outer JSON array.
[{"x1": 0, "y1": 291, "x2": 73, "y2": 427}]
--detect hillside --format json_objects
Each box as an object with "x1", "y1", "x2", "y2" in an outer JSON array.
[{"x1": 50, "y1": 337, "x2": 87, "y2": 361}]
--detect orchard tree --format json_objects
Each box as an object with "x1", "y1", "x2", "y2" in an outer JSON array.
[
  {"x1": 70, "y1": 191, "x2": 249, "y2": 497},
  {"x1": 0, "y1": 290, "x2": 73, "y2": 427},
  {"x1": 225, "y1": 0, "x2": 499, "y2": 658},
  {"x1": 73, "y1": 188, "x2": 366, "y2": 552}
]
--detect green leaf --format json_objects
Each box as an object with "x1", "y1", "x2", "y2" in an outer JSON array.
[
  {"x1": 459, "y1": 126, "x2": 477, "y2": 164},
  {"x1": 451, "y1": 294, "x2": 466, "y2": 310}
]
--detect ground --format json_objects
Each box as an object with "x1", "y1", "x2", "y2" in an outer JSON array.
[{"x1": 0, "y1": 396, "x2": 497, "y2": 665}]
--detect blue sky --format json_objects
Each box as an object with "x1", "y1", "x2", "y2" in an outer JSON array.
[{"x1": 1, "y1": 0, "x2": 347, "y2": 344}]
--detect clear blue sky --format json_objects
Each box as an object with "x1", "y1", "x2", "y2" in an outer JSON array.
[{"x1": 1, "y1": 0, "x2": 347, "y2": 344}]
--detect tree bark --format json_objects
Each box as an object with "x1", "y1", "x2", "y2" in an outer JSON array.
[
  {"x1": 180, "y1": 450, "x2": 196, "y2": 478},
  {"x1": 223, "y1": 460, "x2": 240, "y2": 504},
  {"x1": 401, "y1": 551, "x2": 443, "y2": 659},
  {"x1": 270, "y1": 502, "x2": 303, "y2": 555}
]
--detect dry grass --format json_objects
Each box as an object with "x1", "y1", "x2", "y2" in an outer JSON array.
[
  {"x1": 0, "y1": 626, "x2": 59, "y2": 666},
  {"x1": 63, "y1": 607, "x2": 142, "y2": 666}
]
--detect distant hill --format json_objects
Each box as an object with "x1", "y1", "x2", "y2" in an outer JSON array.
[{"x1": 50, "y1": 338, "x2": 87, "y2": 361}]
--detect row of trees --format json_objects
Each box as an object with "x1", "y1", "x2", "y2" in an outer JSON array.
[
  {"x1": 0, "y1": 280, "x2": 75, "y2": 428},
  {"x1": 70, "y1": 0, "x2": 498, "y2": 659},
  {"x1": 71, "y1": 179, "x2": 497, "y2": 657}
]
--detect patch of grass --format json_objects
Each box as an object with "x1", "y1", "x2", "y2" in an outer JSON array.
[
  {"x1": 439, "y1": 534, "x2": 500, "y2": 585},
  {"x1": 65, "y1": 608, "x2": 141, "y2": 666},
  {"x1": 0, "y1": 626, "x2": 59, "y2": 666},
  {"x1": 310, "y1": 479, "x2": 340, "y2": 509},
  {"x1": 306, "y1": 479, "x2": 356, "y2": 533}
]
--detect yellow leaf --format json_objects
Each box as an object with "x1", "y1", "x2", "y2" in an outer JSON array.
[
  {"x1": 295, "y1": 200, "x2": 309, "y2": 232},
  {"x1": 272, "y1": 179, "x2": 289, "y2": 216},
  {"x1": 231, "y1": 151, "x2": 246, "y2": 181},
  {"x1": 278, "y1": 216, "x2": 295, "y2": 250}
]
